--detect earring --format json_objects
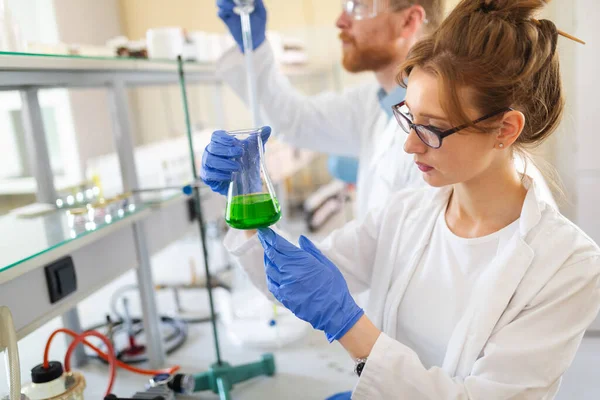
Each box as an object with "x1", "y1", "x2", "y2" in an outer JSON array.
[{"x1": 498, "y1": 143, "x2": 504, "y2": 149}]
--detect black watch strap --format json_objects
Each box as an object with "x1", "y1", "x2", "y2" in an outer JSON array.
[{"x1": 354, "y1": 358, "x2": 368, "y2": 377}]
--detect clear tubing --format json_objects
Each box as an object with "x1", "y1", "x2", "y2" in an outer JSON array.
[
  {"x1": 0, "y1": 307, "x2": 21, "y2": 400},
  {"x1": 238, "y1": 6, "x2": 261, "y2": 126}
]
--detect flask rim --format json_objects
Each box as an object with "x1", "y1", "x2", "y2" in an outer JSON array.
[{"x1": 226, "y1": 127, "x2": 263, "y2": 137}]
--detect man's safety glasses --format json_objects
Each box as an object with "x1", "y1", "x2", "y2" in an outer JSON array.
[
  {"x1": 392, "y1": 101, "x2": 513, "y2": 149},
  {"x1": 341, "y1": 0, "x2": 395, "y2": 20}
]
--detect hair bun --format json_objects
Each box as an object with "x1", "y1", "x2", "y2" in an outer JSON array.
[
  {"x1": 478, "y1": 0, "x2": 495, "y2": 13},
  {"x1": 476, "y1": 0, "x2": 547, "y2": 21}
]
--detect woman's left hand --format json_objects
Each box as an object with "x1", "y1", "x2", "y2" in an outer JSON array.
[{"x1": 258, "y1": 228, "x2": 364, "y2": 342}]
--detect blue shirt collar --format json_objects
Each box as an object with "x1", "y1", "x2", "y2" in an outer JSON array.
[{"x1": 377, "y1": 85, "x2": 406, "y2": 119}]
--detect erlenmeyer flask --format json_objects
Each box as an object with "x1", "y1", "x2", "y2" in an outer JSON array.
[{"x1": 225, "y1": 128, "x2": 281, "y2": 230}]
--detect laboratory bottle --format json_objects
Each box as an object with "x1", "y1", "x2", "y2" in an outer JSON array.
[
  {"x1": 21, "y1": 362, "x2": 86, "y2": 400},
  {"x1": 225, "y1": 128, "x2": 281, "y2": 230}
]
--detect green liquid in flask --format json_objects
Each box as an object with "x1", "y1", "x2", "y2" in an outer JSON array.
[{"x1": 226, "y1": 193, "x2": 281, "y2": 230}]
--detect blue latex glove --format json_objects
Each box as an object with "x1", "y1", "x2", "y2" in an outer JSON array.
[
  {"x1": 200, "y1": 127, "x2": 271, "y2": 195},
  {"x1": 217, "y1": 0, "x2": 267, "y2": 52},
  {"x1": 326, "y1": 392, "x2": 352, "y2": 400},
  {"x1": 258, "y1": 228, "x2": 364, "y2": 342}
]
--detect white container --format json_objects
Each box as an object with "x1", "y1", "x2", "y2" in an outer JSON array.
[
  {"x1": 190, "y1": 31, "x2": 209, "y2": 62},
  {"x1": 207, "y1": 33, "x2": 223, "y2": 62},
  {"x1": 182, "y1": 40, "x2": 196, "y2": 61},
  {"x1": 146, "y1": 27, "x2": 184, "y2": 60},
  {"x1": 21, "y1": 361, "x2": 85, "y2": 400}
]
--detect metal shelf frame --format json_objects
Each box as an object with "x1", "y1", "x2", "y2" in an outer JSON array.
[
  {"x1": 0, "y1": 52, "x2": 334, "y2": 370},
  {"x1": 0, "y1": 54, "x2": 221, "y2": 368}
]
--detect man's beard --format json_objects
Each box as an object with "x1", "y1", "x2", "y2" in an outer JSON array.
[{"x1": 339, "y1": 33, "x2": 396, "y2": 73}]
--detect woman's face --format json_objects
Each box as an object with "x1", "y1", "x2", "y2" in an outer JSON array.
[{"x1": 403, "y1": 67, "x2": 501, "y2": 188}]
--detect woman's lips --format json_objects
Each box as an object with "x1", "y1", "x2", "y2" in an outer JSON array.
[{"x1": 416, "y1": 162, "x2": 434, "y2": 173}]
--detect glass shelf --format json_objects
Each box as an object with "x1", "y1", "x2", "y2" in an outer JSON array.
[
  {"x1": 0, "y1": 50, "x2": 219, "y2": 78},
  {"x1": 136, "y1": 189, "x2": 186, "y2": 206},
  {"x1": 0, "y1": 50, "x2": 209, "y2": 65},
  {"x1": 0, "y1": 50, "x2": 327, "y2": 77},
  {"x1": 0, "y1": 191, "x2": 186, "y2": 275}
]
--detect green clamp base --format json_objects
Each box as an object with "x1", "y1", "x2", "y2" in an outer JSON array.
[{"x1": 193, "y1": 354, "x2": 276, "y2": 400}]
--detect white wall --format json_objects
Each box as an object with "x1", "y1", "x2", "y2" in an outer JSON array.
[
  {"x1": 535, "y1": 3, "x2": 578, "y2": 221},
  {"x1": 8, "y1": 0, "x2": 58, "y2": 44},
  {"x1": 52, "y1": 0, "x2": 125, "y2": 175},
  {"x1": 574, "y1": 0, "x2": 600, "y2": 242},
  {"x1": 540, "y1": 0, "x2": 600, "y2": 241}
]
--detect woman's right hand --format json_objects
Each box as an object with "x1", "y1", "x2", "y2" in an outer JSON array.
[
  {"x1": 200, "y1": 127, "x2": 272, "y2": 196},
  {"x1": 200, "y1": 130, "x2": 244, "y2": 195}
]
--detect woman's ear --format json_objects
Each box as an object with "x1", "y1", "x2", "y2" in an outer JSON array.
[{"x1": 496, "y1": 110, "x2": 525, "y2": 148}]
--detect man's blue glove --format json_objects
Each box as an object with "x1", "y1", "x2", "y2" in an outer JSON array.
[
  {"x1": 258, "y1": 228, "x2": 364, "y2": 342},
  {"x1": 200, "y1": 127, "x2": 271, "y2": 195},
  {"x1": 326, "y1": 392, "x2": 352, "y2": 400},
  {"x1": 217, "y1": 0, "x2": 267, "y2": 52}
]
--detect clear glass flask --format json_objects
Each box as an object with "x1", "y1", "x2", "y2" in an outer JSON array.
[{"x1": 225, "y1": 128, "x2": 281, "y2": 230}]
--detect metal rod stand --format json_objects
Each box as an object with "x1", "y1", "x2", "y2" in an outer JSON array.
[
  {"x1": 178, "y1": 56, "x2": 223, "y2": 365},
  {"x1": 178, "y1": 56, "x2": 276, "y2": 398}
]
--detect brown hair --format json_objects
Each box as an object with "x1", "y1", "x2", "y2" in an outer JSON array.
[
  {"x1": 398, "y1": 0, "x2": 563, "y2": 149},
  {"x1": 393, "y1": 0, "x2": 446, "y2": 33}
]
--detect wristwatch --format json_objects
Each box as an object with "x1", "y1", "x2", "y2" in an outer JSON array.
[{"x1": 354, "y1": 357, "x2": 368, "y2": 377}]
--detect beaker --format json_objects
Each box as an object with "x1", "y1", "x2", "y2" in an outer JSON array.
[{"x1": 225, "y1": 128, "x2": 281, "y2": 230}]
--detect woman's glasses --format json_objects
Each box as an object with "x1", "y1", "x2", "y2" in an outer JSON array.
[{"x1": 392, "y1": 101, "x2": 512, "y2": 149}]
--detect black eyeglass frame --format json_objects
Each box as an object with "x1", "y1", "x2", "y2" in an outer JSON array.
[{"x1": 392, "y1": 100, "x2": 514, "y2": 149}]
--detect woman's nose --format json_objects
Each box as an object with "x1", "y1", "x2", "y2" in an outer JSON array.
[{"x1": 404, "y1": 129, "x2": 427, "y2": 155}]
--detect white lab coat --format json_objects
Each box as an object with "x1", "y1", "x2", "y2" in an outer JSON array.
[
  {"x1": 224, "y1": 178, "x2": 600, "y2": 399},
  {"x1": 217, "y1": 43, "x2": 558, "y2": 219}
]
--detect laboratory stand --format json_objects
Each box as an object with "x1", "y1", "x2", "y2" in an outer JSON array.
[{"x1": 179, "y1": 56, "x2": 276, "y2": 400}]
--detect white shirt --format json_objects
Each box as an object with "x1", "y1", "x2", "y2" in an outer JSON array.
[{"x1": 397, "y1": 208, "x2": 519, "y2": 369}]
